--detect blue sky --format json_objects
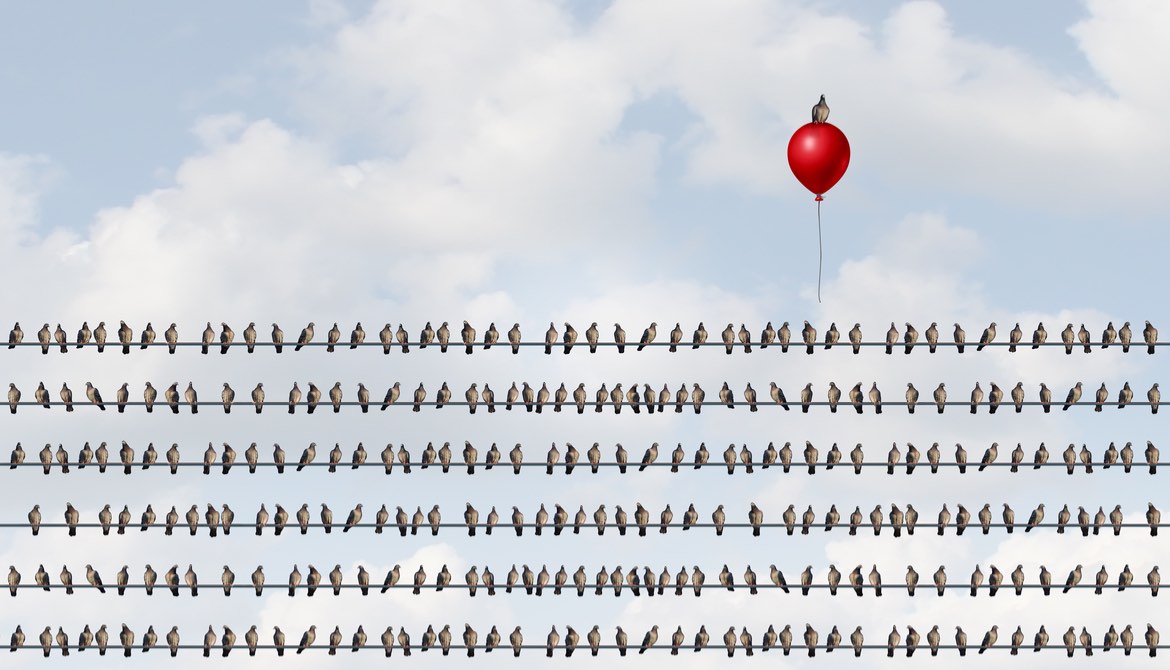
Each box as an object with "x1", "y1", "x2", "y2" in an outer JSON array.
[{"x1": 0, "y1": 1, "x2": 1167, "y2": 667}]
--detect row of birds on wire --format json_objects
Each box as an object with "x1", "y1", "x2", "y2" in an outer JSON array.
[
  {"x1": 5, "y1": 561, "x2": 1164, "y2": 600},
  {"x1": 20, "y1": 499, "x2": 1167, "y2": 538},
  {"x1": 9, "y1": 439, "x2": 1167, "y2": 476},
  {"x1": 2, "y1": 379, "x2": 1163, "y2": 414},
  {"x1": 5, "y1": 319, "x2": 1163, "y2": 355},
  {"x1": 6, "y1": 621, "x2": 1165, "y2": 658}
]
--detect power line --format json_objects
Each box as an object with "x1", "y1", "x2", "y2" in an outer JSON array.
[
  {"x1": 0, "y1": 399, "x2": 1161, "y2": 412},
  {"x1": 7, "y1": 340, "x2": 1168, "y2": 350},
  {"x1": 7, "y1": 460, "x2": 1167, "y2": 472}
]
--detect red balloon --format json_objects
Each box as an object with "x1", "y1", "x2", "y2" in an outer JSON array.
[{"x1": 787, "y1": 122, "x2": 850, "y2": 201}]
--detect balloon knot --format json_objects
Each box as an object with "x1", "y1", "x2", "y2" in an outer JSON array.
[{"x1": 814, "y1": 195, "x2": 824, "y2": 202}]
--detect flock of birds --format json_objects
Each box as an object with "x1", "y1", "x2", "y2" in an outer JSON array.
[
  {"x1": 4, "y1": 319, "x2": 1163, "y2": 355},
  {"x1": 10, "y1": 439, "x2": 1166, "y2": 476},
  {"x1": 3, "y1": 378, "x2": 1163, "y2": 414},
  {"x1": 5, "y1": 621, "x2": 1164, "y2": 658},
  {"x1": 5, "y1": 561, "x2": 1165, "y2": 599},
  {"x1": 20, "y1": 500, "x2": 1167, "y2": 538},
  {"x1": 7, "y1": 316, "x2": 1163, "y2": 662}
]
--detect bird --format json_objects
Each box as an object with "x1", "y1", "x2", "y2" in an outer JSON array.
[
  {"x1": 903, "y1": 382, "x2": 919, "y2": 413},
  {"x1": 978, "y1": 322, "x2": 997, "y2": 350},
  {"x1": 801, "y1": 321, "x2": 816, "y2": 354},
  {"x1": 887, "y1": 626, "x2": 901, "y2": 657},
  {"x1": 804, "y1": 625, "x2": 819, "y2": 658},
  {"x1": 1064, "y1": 564, "x2": 1083, "y2": 593},
  {"x1": 292, "y1": 322, "x2": 315, "y2": 352},
  {"x1": 811, "y1": 94, "x2": 829, "y2": 123},
  {"x1": 85, "y1": 564, "x2": 106, "y2": 593},
  {"x1": 542, "y1": 322, "x2": 558, "y2": 354},
  {"x1": 509, "y1": 626, "x2": 525, "y2": 657},
  {"x1": 6, "y1": 322, "x2": 22, "y2": 351},
  {"x1": 52, "y1": 324, "x2": 69, "y2": 354},
  {"x1": 493, "y1": 322, "x2": 517, "y2": 354},
  {"x1": 296, "y1": 626, "x2": 317, "y2": 654},
  {"x1": 979, "y1": 442, "x2": 999, "y2": 471},
  {"x1": 639, "y1": 626, "x2": 659, "y2": 655},
  {"x1": 637, "y1": 322, "x2": 657, "y2": 351},
  {"x1": 883, "y1": 322, "x2": 900, "y2": 354},
  {"x1": 1063, "y1": 382, "x2": 1083, "y2": 410},
  {"x1": 979, "y1": 626, "x2": 998, "y2": 654},
  {"x1": 562, "y1": 322, "x2": 577, "y2": 354},
  {"x1": 36, "y1": 324, "x2": 53, "y2": 355},
  {"x1": 457, "y1": 320, "x2": 476, "y2": 355},
  {"x1": 1146, "y1": 320, "x2": 1158, "y2": 354},
  {"x1": 1117, "y1": 381, "x2": 1134, "y2": 408},
  {"x1": 953, "y1": 323, "x2": 966, "y2": 353},
  {"x1": 823, "y1": 322, "x2": 839, "y2": 350},
  {"x1": 1119, "y1": 321, "x2": 1135, "y2": 352},
  {"x1": 1077, "y1": 323, "x2": 1092, "y2": 352}
]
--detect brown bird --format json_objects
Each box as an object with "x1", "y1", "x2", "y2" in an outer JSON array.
[
  {"x1": 977, "y1": 322, "x2": 997, "y2": 350},
  {"x1": 823, "y1": 322, "x2": 839, "y2": 350},
  {"x1": 801, "y1": 321, "x2": 816, "y2": 354},
  {"x1": 811, "y1": 94, "x2": 829, "y2": 123},
  {"x1": 848, "y1": 383, "x2": 864, "y2": 414}
]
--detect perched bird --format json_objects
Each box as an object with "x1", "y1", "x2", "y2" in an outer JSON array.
[
  {"x1": 804, "y1": 625, "x2": 819, "y2": 658},
  {"x1": 823, "y1": 322, "x2": 839, "y2": 350},
  {"x1": 978, "y1": 322, "x2": 997, "y2": 351},
  {"x1": 905, "y1": 383, "x2": 919, "y2": 413},
  {"x1": 811, "y1": 94, "x2": 829, "y2": 123},
  {"x1": 953, "y1": 323, "x2": 966, "y2": 353},
  {"x1": 1118, "y1": 321, "x2": 1134, "y2": 352},
  {"x1": 802, "y1": 321, "x2": 816, "y2": 354},
  {"x1": 637, "y1": 322, "x2": 657, "y2": 352},
  {"x1": 294, "y1": 322, "x2": 315, "y2": 352},
  {"x1": 922, "y1": 321, "x2": 939, "y2": 352},
  {"x1": 868, "y1": 382, "x2": 882, "y2": 413},
  {"x1": 297, "y1": 626, "x2": 317, "y2": 654},
  {"x1": 460, "y1": 320, "x2": 475, "y2": 355}
]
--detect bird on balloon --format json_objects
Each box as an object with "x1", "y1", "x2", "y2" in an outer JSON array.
[{"x1": 812, "y1": 95, "x2": 829, "y2": 123}]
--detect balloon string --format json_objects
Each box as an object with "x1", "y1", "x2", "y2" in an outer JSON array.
[{"x1": 817, "y1": 198, "x2": 823, "y2": 304}]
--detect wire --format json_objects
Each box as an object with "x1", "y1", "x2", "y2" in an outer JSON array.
[
  {"x1": 3, "y1": 583, "x2": 1155, "y2": 593},
  {"x1": 0, "y1": 399, "x2": 1161, "y2": 412},
  {"x1": 7, "y1": 460, "x2": 1168, "y2": 471},
  {"x1": 5, "y1": 635, "x2": 1168, "y2": 654},
  {"x1": 5, "y1": 340, "x2": 1167, "y2": 350}
]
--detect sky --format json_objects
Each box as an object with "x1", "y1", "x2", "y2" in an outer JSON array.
[{"x1": 0, "y1": 0, "x2": 1168, "y2": 667}]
